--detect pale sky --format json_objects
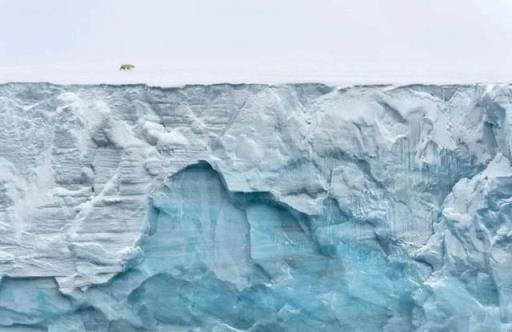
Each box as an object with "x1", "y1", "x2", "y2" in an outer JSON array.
[{"x1": 1, "y1": 0, "x2": 512, "y2": 84}]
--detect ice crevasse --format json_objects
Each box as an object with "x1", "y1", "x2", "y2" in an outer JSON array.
[{"x1": 0, "y1": 83, "x2": 511, "y2": 331}]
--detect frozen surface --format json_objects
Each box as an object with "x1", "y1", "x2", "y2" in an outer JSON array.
[{"x1": 0, "y1": 83, "x2": 511, "y2": 331}]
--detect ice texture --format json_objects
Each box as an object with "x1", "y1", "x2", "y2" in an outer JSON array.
[{"x1": 0, "y1": 83, "x2": 511, "y2": 331}]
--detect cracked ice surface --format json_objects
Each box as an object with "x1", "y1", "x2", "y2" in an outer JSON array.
[{"x1": 0, "y1": 83, "x2": 512, "y2": 331}]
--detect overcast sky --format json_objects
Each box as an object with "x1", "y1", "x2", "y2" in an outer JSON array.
[{"x1": 1, "y1": 0, "x2": 512, "y2": 84}]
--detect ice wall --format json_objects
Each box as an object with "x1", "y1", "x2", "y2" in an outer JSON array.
[{"x1": 0, "y1": 83, "x2": 511, "y2": 331}]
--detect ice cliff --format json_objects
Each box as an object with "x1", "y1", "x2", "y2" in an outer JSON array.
[{"x1": 0, "y1": 82, "x2": 511, "y2": 331}]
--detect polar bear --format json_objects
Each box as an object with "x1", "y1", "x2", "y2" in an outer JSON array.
[{"x1": 120, "y1": 64, "x2": 135, "y2": 71}]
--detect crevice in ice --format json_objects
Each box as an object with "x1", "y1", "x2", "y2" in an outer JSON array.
[{"x1": 377, "y1": 100, "x2": 407, "y2": 124}]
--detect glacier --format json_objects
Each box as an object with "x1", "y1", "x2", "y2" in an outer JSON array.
[{"x1": 0, "y1": 82, "x2": 511, "y2": 331}]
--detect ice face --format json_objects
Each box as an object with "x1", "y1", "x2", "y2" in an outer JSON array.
[{"x1": 0, "y1": 83, "x2": 511, "y2": 331}]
